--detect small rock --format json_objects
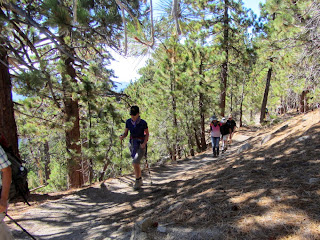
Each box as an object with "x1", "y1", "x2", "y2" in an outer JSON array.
[
  {"x1": 261, "y1": 134, "x2": 273, "y2": 145},
  {"x1": 237, "y1": 143, "x2": 252, "y2": 153},
  {"x1": 296, "y1": 135, "x2": 311, "y2": 143},
  {"x1": 309, "y1": 178, "x2": 320, "y2": 184},
  {"x1": 168, "y1": 202, "x2": 183, "y2": 212},
  {"x1": 157, "y1": 225, "x2": 167, "y2": 233},
  {"x1": 138, "y1": 217, "x2": 154, "y2": 232},
  {"x1": 274, "y1": 124, "x2": 288, "y2": 134}
]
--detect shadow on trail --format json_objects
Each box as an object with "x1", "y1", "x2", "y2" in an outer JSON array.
[
  {"x1": 10, "y1": 122, "x2": 320, "y2": 239},
  {"x1": 147, "y1": 123, "x2": 320, "y2": 239}
]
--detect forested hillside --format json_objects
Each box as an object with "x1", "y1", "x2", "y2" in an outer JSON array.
[{"x1": 0, "y1": 0, "x2": 319, "y2": 194}]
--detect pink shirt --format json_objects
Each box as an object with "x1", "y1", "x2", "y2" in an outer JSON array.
[{"x1": 210, "y1": 123, "x2": 222, "y2": 137}]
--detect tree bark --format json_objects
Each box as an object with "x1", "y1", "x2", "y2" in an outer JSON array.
[
  {"x1": 220, "y1": 0, "x2": 229, "y2": 117},
  {"x1": 193, "y1": 127, "x2": 201, "y2": 152},
  {"x1": 170, "y1": 55, "x2": 177, "y2": 162},
  {"x1": 0, "y1": 44, "x2": 19, "y2": 156},
  {"x1": 260, "y1": 67, "x2": 272, "y2": 123},
  {"x1": 299, "y1": 90, "x2": 309, "y2": 113},
  {"x1": 62, "y1": 53, "x2": 83, "y2": 188},
  {"x1": 239, "y1": 77, "x2": 246, "y2": 127},
  {"x1": 43, "y1": 141, "x2": 51, "y2": 182},
  {"x1": 199, "y1": 52, "x2": 207, "y2": 151}
]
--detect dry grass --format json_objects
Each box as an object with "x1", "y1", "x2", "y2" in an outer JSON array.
[{"x1": 148, "y1": 110, "x2": 320, "y2": 239}]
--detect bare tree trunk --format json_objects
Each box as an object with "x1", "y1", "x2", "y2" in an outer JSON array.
[
  {"x1": 170, "y1": 57, "x2": 177, "y2": 162},
  {"x1": 29, "y1": 143, "x2": 44, "y2": 185},
  {"x1": 260, "y1": 67, "x2": 272, "y2": 123},
  {"x1": 193, "y1": 127, "x2": 201, "y2": 152},
  {"x1": 220, "y1": 0, "x2": 229, "y2": 117},
  {"x1": 0, "y1": 45, "x2": 19, "y2": 156},
  {"x1": 62, "y1": 52, "x2": 83, "y2": 188},
  {"x1": 199, "y1": 55, "x2": 207, "y2": 151},
  {"x1": 43, "y1": 141, "x2": 51, "y2": 182},
  {"x1": 184, "y1": 118, "x2": 195, "y2": 156},
  {"x1": 99, "y1": 159, "x2": 111, "y2": 182},
  {"x1": 239, "y1": 77, "x2": 246, "y2": 127},
  {"x1": 299, "y1": 90, "x2": 307, "y2": 113}
]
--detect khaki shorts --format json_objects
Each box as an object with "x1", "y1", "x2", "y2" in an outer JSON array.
[
  {"x1": 131, "y1": 147, "x2": 146, "y2": 164},
  {"x1": 222, "y1": 135, "x2": 229, "y2": 141}
]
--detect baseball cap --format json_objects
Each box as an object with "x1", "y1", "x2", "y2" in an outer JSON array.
[
  {"x1": 130, "y1": 106, "x2": 139, "y2": 116},
  {"x1": 210, "y1": 116, "x2": 217, "y2": 121}
]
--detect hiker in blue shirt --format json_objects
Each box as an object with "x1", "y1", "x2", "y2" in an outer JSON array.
[{"x1": 119, "y1": 106, "x2": 149, "y2": 190}]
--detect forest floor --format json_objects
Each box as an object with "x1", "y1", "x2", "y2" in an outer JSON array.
[{"x1": 5, "y1": 109, "x2": 320, "y2": 240}]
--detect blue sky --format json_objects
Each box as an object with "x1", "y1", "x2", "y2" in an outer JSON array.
[{"x1": 111, "y1": 0, "x2": 266, "y2": 87}]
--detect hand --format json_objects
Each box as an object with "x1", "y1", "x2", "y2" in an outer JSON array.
[
  {"x1": 140, "y1": 143, "x2": 146, "y2": 149},
  {"x1": 119, "y1": 135, "x2": 124, "y2": 141}
]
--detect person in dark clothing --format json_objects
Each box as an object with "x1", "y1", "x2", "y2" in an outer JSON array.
[
  {"x1": 220, "y1": 117, "x2": 229, "y2": 152},
  {"x1": 119, "y1": 106, "x2": 149, "y2": 190},
  {"x1": 226, "y1": 115, "x2": 237, "y2": 145}
]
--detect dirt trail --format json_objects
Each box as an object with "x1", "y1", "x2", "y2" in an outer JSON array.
[
  {"x1": 6, "y1": 109, "x2": 320, "y2": 240},
  {"x1": 7, "y1": 137, "x2": 244, "y2": 240}
]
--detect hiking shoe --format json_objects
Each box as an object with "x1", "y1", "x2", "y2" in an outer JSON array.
[{"x1": 133, "y1": 178, "x2": 143, "y2": 190}]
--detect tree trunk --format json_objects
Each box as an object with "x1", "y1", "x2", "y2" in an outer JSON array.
[
  {"x1": 239, "y1": 77, "x2": 246, "y2": 127},
  {"x1": 184, "y1": 119, "x2": 195, "y2": 157},
  {"x1": 0, "y1": 46, "x2": 19, "y2": 156},
  {"x1": 170, "y1": 59, "x2": 177, "y2": 162},
  {"x1": 260, "y1": 67, "x2": 272, "y2": 123},
  {"x1": 220, "y1": 0, "x2": 229, "y2": 117},
  {"x1": 299, "y1": 91, "x2": 305, "y2": 113},
  {"x1": 43, "y1": 141, "x2": 51, "y2": 182},
  {"x1": 99, "y1": 158, "x2": 111, "y2": 182},
  {"x1": 62, "y1": 54, "x2": 83, "y2": 188},
  {"x1": 193, "y1": 127, "x2": 201, "y2": 152},
  {"x1": 199, "y1": 53, "x2": 207, "y2": 151}
]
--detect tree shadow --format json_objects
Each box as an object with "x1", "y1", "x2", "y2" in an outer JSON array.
[{"x1": 9, "y1": 123, "x2": 320, "y2": 239}]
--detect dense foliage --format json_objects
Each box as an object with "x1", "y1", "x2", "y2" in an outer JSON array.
[{"x1": 0, "y1": 0, "x2": 318, "y2": 192}]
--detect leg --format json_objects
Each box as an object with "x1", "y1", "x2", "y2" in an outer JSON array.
[
  {"x1": 133, "y1": 163, "x2": 141, "y2": 179},
  {"x1": 132, "y1": 146, "x2": 146, "y2": 190},
  {"x1": 0, "y1": 212, "x2": 14, "y2": 240},
  {"x1": 211, "y1": 137, "x2": 216, "y2": 156},
  {"x1": 216, "y1": 137, "x2": 220, "y2": 156},
  {"x1": 221, "y1": 137, "x2": 225, "y2": 151}
]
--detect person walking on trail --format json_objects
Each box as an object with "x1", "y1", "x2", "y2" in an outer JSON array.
[
  {"x1": 220, "y1": 117, "x2": 229, "y2": 152},
  {"x1": 209, "y1": 116, "x2": 222, "y2": 157},
  {"x1": 226, "y1": 114, "x2": 237, "y2": 142},
  {"x1": 119, "y1": 106, "x2": 149, "y2": 190},
  {"x1": 0, "y1": 144, "x2": 14, "y2": 240}
]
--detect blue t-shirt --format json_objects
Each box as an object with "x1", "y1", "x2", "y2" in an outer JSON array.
[{"x1": 126, "y1": 118, "x2": 148, "y2": 139}]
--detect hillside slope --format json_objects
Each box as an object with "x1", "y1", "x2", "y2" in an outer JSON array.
[{"x1": 7, "y1": 110, "x2": 320, "y2": 240}]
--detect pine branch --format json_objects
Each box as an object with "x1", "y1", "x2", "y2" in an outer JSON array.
[{"x1": 2, "y1": 2, "x2": 88, "y2": 66}]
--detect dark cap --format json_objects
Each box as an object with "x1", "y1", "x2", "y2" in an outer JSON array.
[{"x1": 130, "y1": 106, "x2": 139, "y2": 116}]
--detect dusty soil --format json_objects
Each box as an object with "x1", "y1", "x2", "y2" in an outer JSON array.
[{"x1": 5, "y1": 110, "x2": 320, "y2": 240}]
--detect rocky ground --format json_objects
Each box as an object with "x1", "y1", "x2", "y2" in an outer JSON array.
[{"x1": 5, "y1": 109, "x2": 320, "y2": 240}]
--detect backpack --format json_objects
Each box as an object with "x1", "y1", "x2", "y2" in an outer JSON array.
[{"x1": 1, "y1": 145, "x2": 30, "y2": 205}]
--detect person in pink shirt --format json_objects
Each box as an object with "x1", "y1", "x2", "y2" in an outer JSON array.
[{"x1": 209, "y1": 116, "x2": 222, "y2": 157}]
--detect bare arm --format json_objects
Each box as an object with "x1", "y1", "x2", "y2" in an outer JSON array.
[
  {"x1": 0, "y1": 166, "x2": 12, "y2": 213},
  {"x1": 119, "y1": 128, "x2": 129, "y2": 141},
  {"x1": 141, "y1": 128, "x2": 149, "y2": 149}
]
